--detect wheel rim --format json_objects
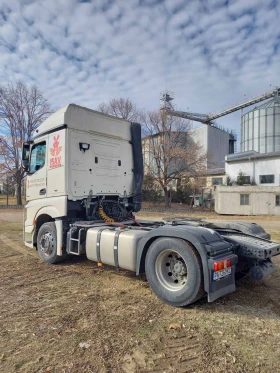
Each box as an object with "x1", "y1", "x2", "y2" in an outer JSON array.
[
  {"x1": 155, "y1": 249, "x2": 188, "y2": 291},
  {"x1": 39, "y1": 232, "x2": 55, "y2": 257}
]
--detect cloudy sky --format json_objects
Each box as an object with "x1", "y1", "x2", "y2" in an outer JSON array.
[{"x1": 1, "y1": 0, "x2": 280, "y2": 140}]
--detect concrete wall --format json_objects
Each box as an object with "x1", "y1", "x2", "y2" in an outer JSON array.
[
  {"x1": 215, "y1": 186, "x2": 280, "y2": 215},
  {"x1": 189, "y1": 126, "x2": 207, "y2": 169},
  {"x1": 207, "y1": 126, "x2": 231, "y2": 169},
  {"x1": 225, "y1": 157, "x2": 280, "y2": 186},
  {"x1": 191, "y1": 126, "x2": 231, "y2": 169}
]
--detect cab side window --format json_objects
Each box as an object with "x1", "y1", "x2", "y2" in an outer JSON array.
[{"x1": 30, "y1": 142, "x2": 46, "y2": 173}]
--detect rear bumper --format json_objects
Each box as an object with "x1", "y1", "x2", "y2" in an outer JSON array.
[{"x1": 205, "y1": 234, "x2": 280, "y2": 302}]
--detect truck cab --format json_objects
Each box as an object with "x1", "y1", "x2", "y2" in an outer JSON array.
[{"x1": 22, "y1": 104, "x2": 142, "y2": 250}]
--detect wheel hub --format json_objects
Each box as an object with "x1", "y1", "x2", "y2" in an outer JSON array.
[
  {"x1": 40, "y1": 232, "x2": 54, "y2": 256},
  {"x1": 173, "y1": 261, "x2": 186, "y2": 276},
  {"x1": 155, "y1": 249, "x2": 188, "y2": 291}
]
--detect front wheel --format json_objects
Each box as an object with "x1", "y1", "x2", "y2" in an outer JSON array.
[
  {"x1": 37, "y1": 222, "x2": 64, "y2": 264},
  {"x1": 145, "y1": 238, "x2": 205, "y2": 307}
]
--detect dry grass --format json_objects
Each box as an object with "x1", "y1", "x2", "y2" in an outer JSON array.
[
  {"x1": 0, "y1": 216, "x2": 279, "y2": 373},
  {"x1": 269, "y1": 230, "x2": 280, "y2": 242},
  {"x1": 0, "y1": 195, "x2": 26, "y2": 206}
]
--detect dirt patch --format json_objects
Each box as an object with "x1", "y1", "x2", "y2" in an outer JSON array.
[
  {"x1": 0, "y1": 209, "x2": 23, "y2": 223},
  {"x1": 122, "y1": 330, "x2": 203, "y2": 373},
  {"x1": 0, "y1": 218, "x2": 279, "y2": 373}
]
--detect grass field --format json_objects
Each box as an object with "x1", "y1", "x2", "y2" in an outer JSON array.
[{"x1": 0, "y1": 210, "x2": 279, "y2": 373}]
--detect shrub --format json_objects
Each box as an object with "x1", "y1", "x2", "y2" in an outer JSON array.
[
  {"x1": 236, "y1": 171, "x2": 247, "y2": 185},
  {"x1": 142, "y1": 189, "x2": 164, "y2": 204},
  {"x1": 226, "y1": 176, "x2": 233, "y2": 186},
  {"x1": 171, "y1": 186, "x2": 192, "y2": 204}
]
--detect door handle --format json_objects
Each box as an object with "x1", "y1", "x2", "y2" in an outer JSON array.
[{"x1": 40, "y1": 188, "x2": 46, "y2": 195}]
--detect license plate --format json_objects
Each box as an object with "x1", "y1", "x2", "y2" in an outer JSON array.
[{"x1": 213, "y1": 267, "x2": 232, "y2": 280}]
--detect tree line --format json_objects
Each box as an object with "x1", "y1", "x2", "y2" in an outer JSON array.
[{"x1": 0, "y1": 81, "x2": 206, "y2": 206}]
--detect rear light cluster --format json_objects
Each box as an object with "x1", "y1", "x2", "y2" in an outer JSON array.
[{"x1": 214, "y1": 259, "x2": 231, "y2": 272}]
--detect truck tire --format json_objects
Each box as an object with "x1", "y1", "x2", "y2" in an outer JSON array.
[
  {"x1": 37, "y1": 222, "x2": 64, "y2": 264},
  {"x1": 145, "y1": 237, "x2": 205, "y2": 307}
]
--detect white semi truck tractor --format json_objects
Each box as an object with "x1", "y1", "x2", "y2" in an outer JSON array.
[{"x1": 21, "y1": 104, "x2": 280, "y2": 307}]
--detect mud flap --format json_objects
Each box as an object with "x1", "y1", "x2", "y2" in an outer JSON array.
[
  {"x1": 24, "y1": 225, "x2": 35, "y2": 248},
  {"x1": 208, "y1": 284, "x2": 236, "y2": 302},
  {"x1": 55, "y1": 219, "x2": 63, "y2": 256},
  {"x1": 207, "y1": 254, "x2": 238, "y2": 303}
]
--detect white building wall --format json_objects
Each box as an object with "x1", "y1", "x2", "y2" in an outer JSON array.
[
  {"x1": 190, "y1": 126, "x2": 208, "y2": 169},
  {"x1": 225, "y1": 157, "x2": 280, "y2": 186},
  {"x1": 215, "y1": 186, "x2": 280, "y2": 215},
  {"x1": 207, "y1": 126, "x2": 231, "y2": 169},
  {"x1": 190, "y1": 126, "x2": 208, "y2": 147},
  {"x1": 191, "y1": 126, "x2": 231, "y2": 169}
]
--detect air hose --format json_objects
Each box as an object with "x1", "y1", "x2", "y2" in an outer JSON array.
[{"x1": 98, "y1": 203, "x2": 115, "y2": 223}]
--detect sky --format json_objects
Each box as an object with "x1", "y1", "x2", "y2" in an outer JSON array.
[{"x1": 0, "y1": 0, "x2": 280, "y2": 142}]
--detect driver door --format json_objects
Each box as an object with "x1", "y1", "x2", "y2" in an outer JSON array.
[{"x1": 26, "y1": 139, "x2": 47, "y2": 201}]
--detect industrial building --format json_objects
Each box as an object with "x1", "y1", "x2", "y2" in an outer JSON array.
[
  {"x1": 225, "y1": 92, "x2": 280, "y2": 187},
  {"x1": 191, "y1": 125, "x2": 235, "y2": 169},
  {"x1": 217, "y1": 149, "x2": 280, "y2": 215},
  {"x1": 143, "y1": 88, "x2": 280, "y2": 211},
  {"x1": 241, "y1": 96, "x2": 280, "y2": 153},
  {"x1": 225, "y1": 151, "x2": 280, "y2": 186},
  {"x1": 142, "y1": 125, "x2": 234, "y2": 176},
  {"x1": 216, "y1": 90, "x2": 280, "y2": 215}
]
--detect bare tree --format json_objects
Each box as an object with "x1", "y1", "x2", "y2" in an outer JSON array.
[
  {"x1": 0, "y1": 81, "x2": 53, "y2": 205},
  {"x1": 141, "y1": 110, "x2": 207, "y2": 207},
  {"x1": 97, "y1": 98, "x2": 140, "y2": 121}
]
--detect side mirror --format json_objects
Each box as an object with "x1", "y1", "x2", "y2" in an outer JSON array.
[{"x1": 21, "y1": 143, "x2": 30, "y2": 171}]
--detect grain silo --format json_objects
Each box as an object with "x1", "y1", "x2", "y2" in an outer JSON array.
[{"x1": 240, "y1": 93, "x2": 280, "y2": 153}]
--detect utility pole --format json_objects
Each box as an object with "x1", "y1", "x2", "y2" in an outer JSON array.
[{"x1": 160, "y1": 91, "x2": 174, "y2": 208}]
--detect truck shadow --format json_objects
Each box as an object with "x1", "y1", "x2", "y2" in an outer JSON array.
[{"x1": 190, "y1": 275, "x2": 280, "y2": 320}]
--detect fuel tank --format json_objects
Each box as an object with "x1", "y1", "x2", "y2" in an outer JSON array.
[{"x1": 86, "y1": 227, "x2": 148, "y2": 271}]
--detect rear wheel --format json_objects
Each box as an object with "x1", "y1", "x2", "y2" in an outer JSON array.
[
  {"x1": 37, "y1": 222, "x2": 64, "y2": 264},
  {"x1": 145, "y1": 238, "x2": 205, "y2": 307}
]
